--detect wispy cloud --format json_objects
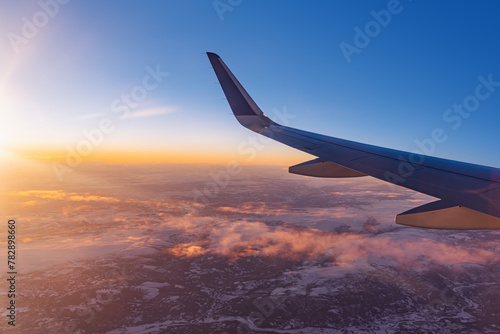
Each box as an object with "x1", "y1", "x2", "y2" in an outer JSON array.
[
  {"x1": 122, "y1": 106, "x2": 176, "y2": 119},
  {"x1": 77, "y1": 106, "x2": 176, "y2": 121}
]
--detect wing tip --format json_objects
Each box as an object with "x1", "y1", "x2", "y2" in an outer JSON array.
[
  {"x1": 206, "y1": 52, "x2": 278, "y2": 131},
  {"x1": 206, "y1": 52, "x2": 220, "y2": 59}
]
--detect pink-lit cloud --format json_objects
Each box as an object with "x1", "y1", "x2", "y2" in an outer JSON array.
[{"x1": 168, "y1": 219, "x2": 499, "y2": 270}]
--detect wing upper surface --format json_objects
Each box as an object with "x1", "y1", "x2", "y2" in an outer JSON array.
[{"x1": 207, "y1": 52, "x2": 500, "y2": 228}]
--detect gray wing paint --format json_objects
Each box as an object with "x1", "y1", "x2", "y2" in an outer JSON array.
[{"x1": 207, "y1": 52, "x2": 500, "y2": 229}]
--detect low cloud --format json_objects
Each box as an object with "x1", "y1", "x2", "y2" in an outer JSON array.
[
  {"x1": 169, "y1": 244, "x2": 206, "y2": 257},
  {"x1": 170, "y1": 219, "x2": 499, "y2": 269},
  {"x1": 217, "y1": 202, "x2": 290, "y2": 215},
  {"x1": 17, "y1": 190, "x2": 120, "y2": 203},
  {"x1": 9, "y1": 164, "x2": 499, "y2": 277}
]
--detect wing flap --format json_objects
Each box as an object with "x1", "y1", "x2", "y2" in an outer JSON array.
[
  {"x1": 289, "y1": 158, "x2": 367, "y2": 178},
  {"x1": 396, "y1": 200, "x2": 500, "y2": 229}
]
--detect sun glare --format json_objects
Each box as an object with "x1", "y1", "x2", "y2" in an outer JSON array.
[{"x1": 0, "y1": 84, "x2": 23, "y2": 150}]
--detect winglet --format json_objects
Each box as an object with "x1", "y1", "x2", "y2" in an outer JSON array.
[{"x1": 207, "y1": 52, "x2": 276, "y2": 132}]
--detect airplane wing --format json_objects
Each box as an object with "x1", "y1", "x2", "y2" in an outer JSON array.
[{"x1": 207, "y1": 52, "x2": 500, "y2": 229}]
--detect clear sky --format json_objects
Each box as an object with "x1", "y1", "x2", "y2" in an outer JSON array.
[{"x1": 2, "y1": 0, "x2": 500, "y2": 166}]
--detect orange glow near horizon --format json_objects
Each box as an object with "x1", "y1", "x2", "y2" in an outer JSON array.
[
  {"x1": 2, "y1": 153, "x2": 496, "y2": 277},
  {"x1": 8, "y1": 146, "x2": 310, "y2": 165}
]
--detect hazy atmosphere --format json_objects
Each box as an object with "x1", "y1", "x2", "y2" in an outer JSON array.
[
  {"x1": 2, "y1": 1, "x2": 500, "y2": 333},
  {"x1": 2, "y1": 162, "x2": 500, "y2": 333}
]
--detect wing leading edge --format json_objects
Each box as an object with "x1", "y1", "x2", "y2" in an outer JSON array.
[{"x1": 207, "y1": 52, "x2": 500, "y2": 229}]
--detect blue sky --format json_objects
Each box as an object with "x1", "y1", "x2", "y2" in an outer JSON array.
[{"x1": 2, "y1": 0, "x2": 500, "y2": 166}]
